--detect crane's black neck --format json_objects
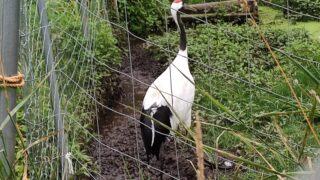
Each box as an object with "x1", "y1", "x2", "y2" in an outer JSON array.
[{"x1": 176, "y1": 11, "x2": 186, "y2": 51}]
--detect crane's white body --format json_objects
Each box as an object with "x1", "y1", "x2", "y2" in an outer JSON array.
[
  {"x1": 140, "y1": 0, "x2": 194, "y2": 157},
  {"x1": 142, "y1": 49, "x2": 195, "y2": 131}
]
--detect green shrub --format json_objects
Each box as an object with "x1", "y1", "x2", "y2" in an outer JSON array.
[
  {"x1": 51, "y1": 1, "x2": 121, "y2": 175},
  {"x1": 117, "y1": 0, "x2": 168, "y2": 36},
  {"x1": 289, "y1": 0, "x2": 320, "y2": 20},
  {"x1": 147, "y1": 24, "x2": 314, "y2": 82},
  {"x1": 16, "y1": 1, "x2": 121, "y2": 178},
  {"x1": 147, "y1": 24, "x2": 320, "y2": 177},
  {"x1": 264, "y1": 0, "x2": 320, "y2": 20},
  {"x1": 115, "y1": 0, "x2": 222, "y2": 36}
]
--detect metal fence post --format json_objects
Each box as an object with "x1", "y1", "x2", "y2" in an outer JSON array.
[
  {"x1": 81, "y1": 0, "x2": 90, "y2": 38},
  {"x1": 0, "y1": 0, "x2": 20, "y2": 176},
  {"x1": 37, "y1": 0, "x2": 68, "y2": 178}
]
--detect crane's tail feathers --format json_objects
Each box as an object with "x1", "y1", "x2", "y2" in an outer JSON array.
[{"x1": 151, "y1": 120, "x2": 155, "y2": 146}]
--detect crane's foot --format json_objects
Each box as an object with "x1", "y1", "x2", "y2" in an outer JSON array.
[{"x1": 166, "y1": 135, "x2": 175, "y2": 143}]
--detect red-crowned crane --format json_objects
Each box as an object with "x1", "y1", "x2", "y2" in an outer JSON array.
[{"x1": 140, "y1": 0, "x2": 195, "y2": 164}]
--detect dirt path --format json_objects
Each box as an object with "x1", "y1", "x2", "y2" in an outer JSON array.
[{"x1": 92, "y1": 39, "x2": 214, "y2": 179}]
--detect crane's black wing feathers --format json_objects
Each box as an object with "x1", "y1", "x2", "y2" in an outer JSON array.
[{"x1": 140, "y1": 106, "x2": 172, "y2": 161}]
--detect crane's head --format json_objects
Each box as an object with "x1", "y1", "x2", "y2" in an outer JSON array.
[
  {"x1": 171, "y1": 0, "x2": 183, "y2": 13},
  {"x1": 171, "y1": 0, "x2": 183, "y2": 31}
]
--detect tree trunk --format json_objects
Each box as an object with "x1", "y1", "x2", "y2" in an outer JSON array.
[
  {"x1": 169, "y1": 0, "x2": 259, "y2": 24},
  {"x1": 182, "y1": 0, "x2": 241, "y2": 14},
  {"x1": 182, "y1": 0, "x2": 258, "y2": 15}
]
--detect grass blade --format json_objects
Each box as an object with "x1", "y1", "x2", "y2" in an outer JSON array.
[
  {"x1": 283, "y1": 53, "x2": 320, "y2": 85},
  {"x1": 272, "y1": 116, "x2": 298, "y2": 163}
]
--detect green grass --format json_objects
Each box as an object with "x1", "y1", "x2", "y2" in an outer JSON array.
[
  {"x1": 147, "y1": 17, "x2": 320, "y2": 178},
  {"x1": 12, "y1": 0, "x2": 121, "y2": 178},
  {"x1": 259, "y1": 6, "x2": 320, "y2": 41}
]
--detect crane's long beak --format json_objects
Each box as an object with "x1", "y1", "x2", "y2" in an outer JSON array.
[{"x1": 171, "y1": 1, "x2": 183, "y2": 31}]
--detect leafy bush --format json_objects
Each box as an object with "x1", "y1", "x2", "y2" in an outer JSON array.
[
  {"x1": 289, "y1": 0, "x2": 320, "y2": 20},
  {"x1": 117, "y1": 0, "x2": 168, "y2": 35},
  {"x1": 148, "y1": 24, "x2": 314, "y2": 82},
  {"x1": 152, "y1": 24, "x2": 319, "y2": 103},
  {"x1": 15, "y1": 1, "x2": 121, "y2": 178},
  {"x1": 51, "y1": 1, "x2": 121, "y2": 175},
  {"x1": 265, "y1": 0, "x2": 320, "y2": 20},
  {"x1": 147, "y1": 24, "x2": 320, "y2": 178},
  {"x1": 115, "y1": 0, "x2": 223, "y2": 35}
]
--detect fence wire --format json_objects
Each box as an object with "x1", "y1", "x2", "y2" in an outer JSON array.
[{"x1": 20, "y1": 0, "x2": 104, "y2": 178}]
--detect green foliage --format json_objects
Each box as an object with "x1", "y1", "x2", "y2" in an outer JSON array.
[
  {"x1": 148, "y1": 24, "x2": 315, "y2": 82},
  {"x1": 147, "y1": 24, "x2": 320, "y2": 177},
  {"x1": 14, "y1": 0, "x2": 121, "y2": 178},
  {"x1": 288, "y1": 0, "x2": 320, "y2": 20},
  {"x1": 117, "y1": 0, "x2": 167, "y2": 35},
  {"x1": 264, "y1": 28, "x2": 310, "y2": 46},
  {"x1": 50, "y1": 1, "x2": 120, "y2": 176},
  {"x1": 148, "y1": 23, "x2": 320, "y2": 117},
  {"x1": 265, "y1": 0, "x2": 320, "y2": 20},
  {"x1": 259, "y1": 6, "x2": 320, "y2": 40}
]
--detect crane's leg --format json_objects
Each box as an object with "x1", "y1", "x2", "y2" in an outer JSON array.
[
  {"x1": 157, "y1": 143, "x2": 165, "y2": 180},
  {"x1": 186, "y1": 109, "x2": 192, "y2": 128},
  {"x1": 181, "y1": 109, "x2": 192, "y2": 136},
  {"x1": 147, "y1": 154, "x2": 150, "y2": 165},
  {"x1": 159, "y1": 152, "x2": 164, "y2": 180}
]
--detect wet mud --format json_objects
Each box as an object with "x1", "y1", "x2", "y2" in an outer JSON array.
[{"x1": 92, "y1": 39, "x2": 215, "y2": 179}]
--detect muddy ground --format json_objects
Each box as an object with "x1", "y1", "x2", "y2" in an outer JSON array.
[{"x1": 92, "y1": 38, "x2": 215, "y2": 179}]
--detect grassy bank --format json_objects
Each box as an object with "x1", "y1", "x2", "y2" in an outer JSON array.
[
  {"x1": 259, "y1": 6, "x2": 320, "y2": 41},
  {"x1": 147, "y1": 13, "x2": 320, "y2": 178},
  {"x1": 13, "y1": 1, "x2": 121, "y2": 178}
]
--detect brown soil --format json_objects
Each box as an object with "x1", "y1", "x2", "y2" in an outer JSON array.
[{"x1": 92, "y1": 38, "x2": 215, "y2": 179}]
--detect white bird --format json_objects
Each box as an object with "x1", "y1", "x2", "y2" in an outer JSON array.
[{"x1": 140, "y1": 0, "x2": 195, "y2": 163}]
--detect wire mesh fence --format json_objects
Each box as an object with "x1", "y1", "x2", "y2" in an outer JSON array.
[
  {"x1": 19, "y1": 0, "x2": 112, "y2": 178},
  {"x1": 0, "y1": 0, "x2": 318, "y2": 179}
]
